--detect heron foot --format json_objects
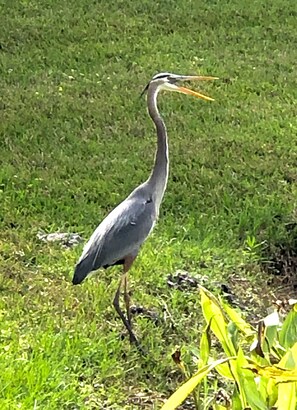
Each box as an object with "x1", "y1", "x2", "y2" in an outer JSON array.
[{"x1": 130, "y1": 336, "x2": 146, "y2": 355}]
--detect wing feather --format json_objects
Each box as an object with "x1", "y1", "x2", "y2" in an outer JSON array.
[{"x1": 72, "y1": 194, "x2": 156, "y2": 284}]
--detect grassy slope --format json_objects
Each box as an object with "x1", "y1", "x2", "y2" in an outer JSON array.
[{"x1": 0, "y1": 0, "x2": 296, "y2": 408}]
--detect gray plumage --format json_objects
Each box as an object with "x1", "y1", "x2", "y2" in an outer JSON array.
[
  {"x1": 73, "y1": 77, "x2": 169, "y2": 285},
  {"x1": 73, "y1": 186, "x2": 157, "y2": 283},
  {"x1": 72, "y1": 72, "x2": 216, "y2": 346}
]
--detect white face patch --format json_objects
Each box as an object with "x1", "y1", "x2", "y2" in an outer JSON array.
[
  {"x1": 149, "y1": 73, "x2": 183, "y2": 95},
  {"x1": 159, "y1": 82, "x2": 180, "y2": 92}
]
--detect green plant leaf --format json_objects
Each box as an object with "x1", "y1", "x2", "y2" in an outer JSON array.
[
  {"x1": 276, "y1": 342, "x2": 297, "y2": 410},
  {"x1": 221, "y1": 299, "x2": 255, "y2": 337},
  {"x1": 264, "y1": 324, "x2": 278, "y2": 356},
  {"x1": 279, "y1": 307, "x2": 297, "y2": 350},
  {"x1": 278, "y1": 342, "x2": 297, "y2": 370},
  {"x1": 235, "y1": 348, "x2": 267, "y2": 410},
  {"x1": 231, "y1": 389, "x2": 242, "y2": 410},
  {"x1": 227, "y1": 321, "x2": 239, "y2": 352},
  {"x1": 216, "y1": 361, "x2": 234, "y2": 380},
  {"x1": 244, "y1": 363, "x2": 297, "y2": 382},
  {"x1": 277, "y1": 382, "x2": 297, "y2": 410},
  {"x1": 198, "y1": 322, "x2": 211, "y2": 368},
  {"x1": 200, "y1": 287, "x2": 236, "y2": 356},
  {"x1": 161, "y1": 357, "x2": 233, "y2": 410},
  {"x1": 267, "y1": 378, "x2": 278, "y2": 408}
]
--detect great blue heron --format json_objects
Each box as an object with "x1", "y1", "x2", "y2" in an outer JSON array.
[{"x1": 72, "y1": 72, "x2": 217, "y2": 346}]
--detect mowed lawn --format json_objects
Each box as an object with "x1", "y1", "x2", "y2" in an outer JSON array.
[{"x1": 0, "y1": 0, "x2": 296, "y2": 408}]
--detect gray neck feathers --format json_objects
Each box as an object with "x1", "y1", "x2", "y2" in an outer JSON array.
[{"x1": 146, "y1": 84, "x2": 169, "y2": 211}]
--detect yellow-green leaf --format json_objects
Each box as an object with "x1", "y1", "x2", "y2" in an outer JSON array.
[
  {"x1": 198, "y1": 322, "x2": 211, "y2": 368},
  {"x1": 213, "y1": 404, "x2": 229, "y2": 410},
  {"x1": 200, "y1": 287, "x2": 236, "y2": 356},
  {"x1": 244, "y1": 363, "x2": 297, "y2": 382},
  {"x1": 216, "y1": 361, "x2": 234, "y2": 380},
  {"x1": 235, "y1": 348, "x2": 267, "y2": 410},
  {"x1": 267, "y1": 378, "x2": 278, "y2": 408},
  {"x1": 221, "y1": 299, "x2": 255, "y2": 336},
  {"x1": 277, "y1": 382, "x2": 297, "y2": 410},
  {"x1": 279, "y1": 308, "x2": 297, "y2": 350},
  {"x1": 231, "y1": 389, "x2": 242, "y2": 410},
  {"x1": 278, "y1": 342, "x2": 297, "y2": 370},
  {"x1": 161, "y1": 357, "x2": 233, "y2": 410}
]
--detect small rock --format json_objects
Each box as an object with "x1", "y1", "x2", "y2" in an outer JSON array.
[
  {"x1": 167, "y1": 270, "x2": 208, "y2": 291},
  {"x1": 130, "y1": 304, "x2": 160, "y2": 325},
  {"x1": 37, "y1": 231, "x2": 83, "y2": 248}
]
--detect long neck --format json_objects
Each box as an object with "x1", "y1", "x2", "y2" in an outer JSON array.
[{"x1": 146, "y1": 85, "x2": 169, "y2": 210}]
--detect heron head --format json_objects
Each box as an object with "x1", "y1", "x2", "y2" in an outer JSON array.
[{"x1": 141, "y1": 72, "x2": 218, "y2": 101}]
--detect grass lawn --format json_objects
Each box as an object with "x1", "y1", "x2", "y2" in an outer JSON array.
[{"x1": 0, "y1": 0, "x2": 296, "y2": 408}]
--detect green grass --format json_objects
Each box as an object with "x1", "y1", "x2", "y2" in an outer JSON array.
[{"x1": 0, "y1": 0, "x2": 297, "y2": 408}]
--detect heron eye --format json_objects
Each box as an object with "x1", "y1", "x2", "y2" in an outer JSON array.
[{"x1": 168, "y1": 77, "x2": 177, "y2": 84}]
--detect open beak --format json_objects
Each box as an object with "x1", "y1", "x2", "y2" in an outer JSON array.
[{"x1": 176, "y1": 75, "x2": 218, "y2": 102}]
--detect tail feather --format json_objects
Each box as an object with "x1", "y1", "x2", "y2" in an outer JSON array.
[{"x1": 72, "y1": 255, "x2": 94, "y2": 285}]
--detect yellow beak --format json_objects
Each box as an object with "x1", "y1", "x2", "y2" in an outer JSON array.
[{"x1": 176, "y1": 75, "x2": 219, "y2": 101}]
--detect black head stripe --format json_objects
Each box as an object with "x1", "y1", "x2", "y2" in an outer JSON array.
[
  {"x1": 152, "y1": 72, "x2": 172, "y2": 80},
  {"x1": 141, "y1": 72, "x2": 177, "y2": 97}
]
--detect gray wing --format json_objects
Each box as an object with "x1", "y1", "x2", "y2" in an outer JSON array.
[{"x1": 72, "y1": 195, "x2": 156, "y2": 284}]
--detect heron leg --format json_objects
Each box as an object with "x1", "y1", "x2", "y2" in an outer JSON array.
[
  {"x1": 123, "y1": 273, "x2": 131, "y2": 327},
  {"x1": 123, "y1": 255, "x2": 135, "y2": 327},
  {"x1": 113, "y1": 273, "x2": 138, "y2": 346}
]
